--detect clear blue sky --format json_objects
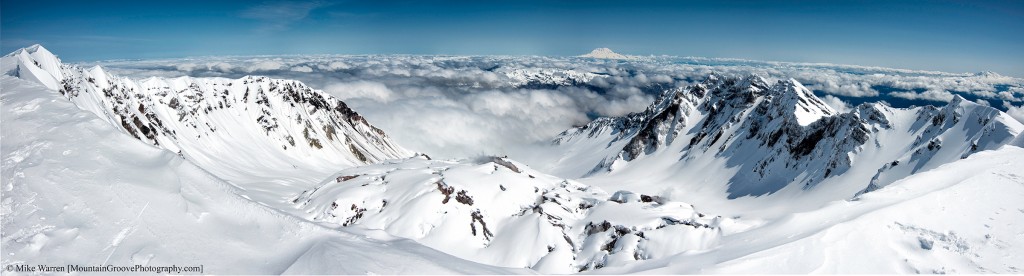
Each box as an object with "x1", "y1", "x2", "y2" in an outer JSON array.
[{"x1": 3, "y1": 0, "x2": 1023, "y2": 76}]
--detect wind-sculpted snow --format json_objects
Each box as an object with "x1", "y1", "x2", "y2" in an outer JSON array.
[{"x1": 4, "y1": 45, "x2": 413, "y2": 198}]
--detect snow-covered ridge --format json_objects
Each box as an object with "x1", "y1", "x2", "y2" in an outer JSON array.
[
  {"x1": 550, "y1": 73, "x2": 1024, "y2": 205},
  {"x1": 596, "y1": 145, "x2": 1024, "y2": 274},
  {"x1": 2, "y1": 45, "x2": 742, "y2": 272},
  {"x1": 288, "y1": 155, "x2": 750, "y2": 273},
  {"x1": 3, "y1": 45, "x2": 414, "y2": 193},
  {"x1": 7, "y1": 65, "x2": 1022, "y2": 273},
  {"x1": 0, "y1": 74, "x2": 522, "y2": 274}
]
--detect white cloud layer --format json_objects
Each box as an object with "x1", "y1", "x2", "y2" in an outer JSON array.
[
  {"x1": 323, "y1": 81, "x2": 395, "y2": 103},
  {"x1": 87, "y1": 55, "x2": 1024, "y2": 160},
  {"x1": 820, "y1": 95, "x2": 853, "y2": 113},
  {"x1": 890, "y1": 89, "x2": 955, "y2": 102},
  {"x1": 1004, "y1": 102, "x2": 1024, "y2": 125},
  {"x1": 290, "y1": 65, "x2": 313, "y2": 72}
]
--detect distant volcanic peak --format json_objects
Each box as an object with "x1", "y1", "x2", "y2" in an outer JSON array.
[{"x1": 580, "y1": 48, "x2": 633, "y2": 60}]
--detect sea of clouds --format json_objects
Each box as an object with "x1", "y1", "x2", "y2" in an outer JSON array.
[{"x1": 85, "y1": 55, "x2": 1024, "y2": 161}]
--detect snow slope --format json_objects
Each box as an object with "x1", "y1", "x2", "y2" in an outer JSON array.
[
  {"x1": 549, "y1": 74, "x2": 1023, "y2": 217},
  {"x1": 594, "y1": 145, "x2": 1024, "y2": 274},
  {"x1": 289, "y1": 156, "x2": 757, "y2": 273},
  {"x1": 276, "y1": 136, "x2": 1024, "y2": 274},
  {"x1": 0, "y1": 75, "x2": 524, "y2": 274},
  {"x1": 3, "y1": 45, "x2": 413, "y2": 208}
]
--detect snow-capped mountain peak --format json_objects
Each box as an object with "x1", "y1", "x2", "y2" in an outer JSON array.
[
  {"x1": 767, "y1": 78, "x2": 836, "y2": 126},
  {"x1": 547, "y1": 74, "x2": 1022, "y2": 205},
  {"x1": 580, "y1": 48, "x2": 633, "y2": 60},
  {"x1": 3, "y1": 44, "x2": 65, "y2": 91},
  {"x1": 3, "y1": 45, "x2": 414, "y2": 197}
]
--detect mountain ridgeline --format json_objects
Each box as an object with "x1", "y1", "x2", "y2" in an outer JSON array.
[
  {"x1": 5, "y1": 45, "x2": 1024, "y2": 273},
  {"x1": 4, "y1": 45, "x2": 413, "y2": 189},
  {"x1": 552, "y1": 74, "x2": 1023, "y2": 198}
]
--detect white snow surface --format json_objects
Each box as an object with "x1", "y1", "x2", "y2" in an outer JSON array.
[
  {"x1": 548, "y1": 74, "x2": 1023, "y2": 218},
  {"x1": 4, "y1": 45, "x2": 1024, "y2": 274},
  {"x1": 0, "y1": 75, "x2": 524, "y2": 274},
  {"x1": 290, "y1": 156, "x2": 756, "y2": 273},
  {"x1": 594, "y1": 146, "x2": 1024, "y2": 274},
  {"x1": 4, "y1": 45, "x2": 414, "y2": 209}
]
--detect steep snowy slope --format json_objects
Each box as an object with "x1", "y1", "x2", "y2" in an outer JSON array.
[
  {"x1": 550, "y1": 74, "x2": 1023, "y2": 216},
  {"x1": 289, "y1": 155, "x2": 757, "y2": 273},
  {"x1": 3, "y1": 45, "x2": 413, "y2": 205},
  {"x1": 595, "y1": 145, "x2": 1024, "y2": 274},
  {"x1": 274, "y1": 126, "x2": 1024, "y2": 274},
  {"x1": 0, "y1": 75, "x2": 523, "y2": 274}
]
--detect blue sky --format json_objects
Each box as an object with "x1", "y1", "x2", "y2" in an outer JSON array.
[{"x1": 3, "y1": 0, "x2": 1023, "y2": 76}]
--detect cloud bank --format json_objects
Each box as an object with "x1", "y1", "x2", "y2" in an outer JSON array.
[{"x1": 87, "y1": 55, "x2": 1024, "y2": 160}]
